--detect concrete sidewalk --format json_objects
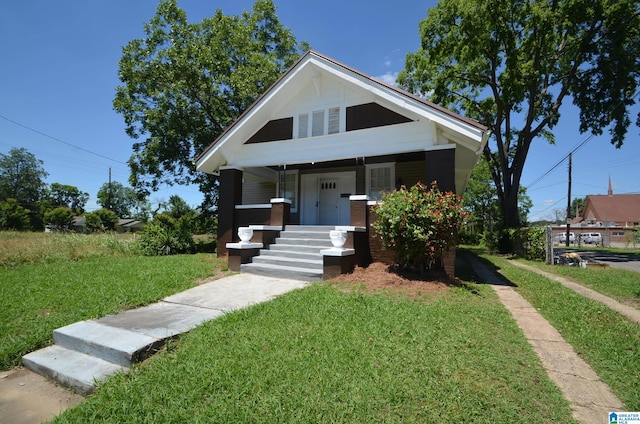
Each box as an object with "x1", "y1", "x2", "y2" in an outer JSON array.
[
  {"x1": 465, "y1": 255, "x2": 625, "y2": 424},
  {"x1": 509, "y1": 260, "x2": 640, "y2": 324},
  {"x1": 2, "y1": 273, "x2": 309, "y2": 424}
]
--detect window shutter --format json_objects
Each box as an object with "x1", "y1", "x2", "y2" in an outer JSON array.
[
  {"x1": 298, "y1": 113, "x2": 308, "y2": 138},
  {"x1": 328, "y1": 107, "x2": 340, "y2": 134},
  {"x1": 312, "y1": 110, "x2": 324, "y2": 137}
]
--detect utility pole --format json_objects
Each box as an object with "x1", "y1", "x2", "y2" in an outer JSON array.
[
  {"x1": 565, "y1": 153, "x2": 572, "y2": 247},
  {"x1": 107, "y1": 167, "x2": 112, "y2": 211}
]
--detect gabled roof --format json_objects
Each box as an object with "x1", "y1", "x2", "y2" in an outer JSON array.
[
  {"x1": 583, "y1": 194, "x2": 640, "y2": 224},
  {"x1": 195, "y1": 50, "x2": 488, "y2": 177}
]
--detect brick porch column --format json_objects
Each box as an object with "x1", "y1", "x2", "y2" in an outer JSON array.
[{"x1": 217, "y1": 167, "x2": 243, "y2": 258}]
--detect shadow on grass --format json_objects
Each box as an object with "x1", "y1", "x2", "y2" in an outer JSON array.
[{"x1": 457, "y1": 247, "x2": 518, "y2": 288}]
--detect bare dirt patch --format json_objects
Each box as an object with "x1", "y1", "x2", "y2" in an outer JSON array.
[{"x1": 327, "y1": 262, "x2": 461, "y2": 300}]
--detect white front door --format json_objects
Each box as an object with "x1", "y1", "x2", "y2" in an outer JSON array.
[
  {"x1": 318, "y1": 178, "x2": 340, "y2": 225},
  {"x1": 301, "y1": 171, "x2": 355, "y2": 225}
]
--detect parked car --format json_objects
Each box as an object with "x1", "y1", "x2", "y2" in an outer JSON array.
[
  {"x1": 556, "y1": 232, "x2": 575, "y2": 243},
  {"x1": 579, "y1": 232, "x2": 602, "y2": 244}
]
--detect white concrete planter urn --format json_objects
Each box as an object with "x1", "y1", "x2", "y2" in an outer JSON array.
[
  {"x1": 237, "y1": 227, "x2": 254, "y2": 244},
  {"x1": 329, "y1": 230, "x2": 347, "y2": 250}
]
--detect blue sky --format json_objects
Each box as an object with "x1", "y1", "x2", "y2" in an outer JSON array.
[{"x1": 1, "y1": 1, "x2": 638, "y2": 221}]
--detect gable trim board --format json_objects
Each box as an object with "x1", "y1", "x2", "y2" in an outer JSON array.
[{"x1": 195, "y1": 50, "x2": 489, "y2": 195}]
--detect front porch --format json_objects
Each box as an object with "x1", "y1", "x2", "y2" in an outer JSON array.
[{"x1": 222, "y1": 194, "x2": 457, "y2": 281}]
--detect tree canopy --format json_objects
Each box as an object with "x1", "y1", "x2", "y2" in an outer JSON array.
[
  {"x1": 97, "y1": 181, "x2": 148, "y2": 219},
  {"x1": 113, "y1": 0, "x2": 306, "y2": 210},
  {"x1": 399, "y1": 0, "x2": 640, "y2": 228},
  {"x1": 0, "y1": 147, "x2": 48, "y2": 207},
  {"x1": 46, "y1": 183, "x2": 89, "y2": 214}
]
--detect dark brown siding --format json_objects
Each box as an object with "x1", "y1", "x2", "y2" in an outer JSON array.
[
  {"x1": 346, "y1": 103, "x2": 412, "y2": 131},
  {"x1": 425, "y1": 149, "x2": 455, "y2": 193},
  {"x1": 235, "y1": 208, "x2": 271, "y2": 227},
  {"x1": 246, "y1": 117, "x2": 293, "y2": 144},
  {"x1": 396, "y1": 161, "x2": 425, "y2": 189}
]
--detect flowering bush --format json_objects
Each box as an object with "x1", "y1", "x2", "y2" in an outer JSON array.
[{"x1": 372, "y1": 182, "x2": 468, "y2": 272}]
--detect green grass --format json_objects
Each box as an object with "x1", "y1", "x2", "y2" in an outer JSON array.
[
  {"x1": 478, "y1": 254, "x2": 640, "y2": 410},
  {"x1": 519, "y1": 259, "x2": 640, "y2": 305},
  {"x1": 0, "y1": 254, "x2": 224, "y2": 370},
  {"x1": 53, "y1": 280, "x2": 576, "y2": 423}
]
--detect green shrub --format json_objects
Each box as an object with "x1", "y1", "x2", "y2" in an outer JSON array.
[
  {"x1": 92, "y1": 209, "x2": 118, "y2": 231},
  {"x1": 372, "y1": 182, "x2": 467, "y2": 272},
  {"x1": 483, "y1": 227, "x2": 546, "y2": 260},
  {"x1": 138, "y1": 213, "x2": 195, "y2": 256},
  {"x1": 0, "y1": 199, "x2": 31, "y2": 231},
  {"x1": 43, "y1": 207, "x2": 74, "y2": 231}
]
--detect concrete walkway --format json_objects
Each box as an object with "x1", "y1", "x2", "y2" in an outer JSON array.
[
  {"x1": 465, "y1": 255, "x2": 625, "y2": 424},
  {"x1": 509, "y1": 260, "x2": 640, "y2": 324},
  {"x1": 1, "y1": 273, "x2": 309, "y2": 424}
]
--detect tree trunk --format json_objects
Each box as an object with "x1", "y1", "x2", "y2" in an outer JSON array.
[{"x1": 503, "y1": 188, "x2": 521, "y2": 228}]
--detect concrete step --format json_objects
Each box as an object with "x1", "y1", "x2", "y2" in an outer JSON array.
[
  {"x1": 279, "y1": 230, "x2": 332, "y2": 240},
  {"x1": 53, "y1": 320, "x2": 162, "y2": 368},
  {"x1": 284, "y1": 225, "x2": 334, "y2": 232},
  {"x1": 259, "y1": 249, "x2": 322, "y2": 261},
  {"x1": 22, "y1": 345, "x2": 127, "y2": 395},
  {"x1": 275, "y1": 238, "x2": 333, "y2": 247},
  {"x1": 241, "y1": 262, "x2": 323, "y2": 281},
  {"x1": 251, "y1": 255, "x2": 323, "y2": 269},
  {"x1": 268, "y1": 244, "x2": 328, "y2": 255}
]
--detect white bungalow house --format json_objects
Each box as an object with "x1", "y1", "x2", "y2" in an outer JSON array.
[{"x1": 195, "y1": 50, "x2": 489, "y2": 279}]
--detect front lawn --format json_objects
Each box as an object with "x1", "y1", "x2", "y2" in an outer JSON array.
[
  {"x1": 0, "y1": 254, "x2": 223, "y2": 370},
  {"x1": 53, "y1": 269, "x2": 576, "y2": 423}
]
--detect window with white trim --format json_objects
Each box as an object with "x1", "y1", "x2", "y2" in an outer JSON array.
[
  {"x1": 297, "y1": 107, "x2": 341, "y2": 138},
  {"x1": 366, "y1": 162, "x2": 395, "y2": 200},
  {"x1": 278, "y1": 169, "x2": 298, "y2": 213}
]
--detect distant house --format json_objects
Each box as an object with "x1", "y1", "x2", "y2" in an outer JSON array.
[
  {"x1": 556, "y1": 180, "x2": 640, "y2": 246},
  {"x1": 582, "y1": 194, "x2": 640, "y2": 227},
  {"x1": 195, "y1": 50, "x2": 488, "y2": 278},
  {"x1": 116, "y1": 219, "x2": 145, "y2": 233}
]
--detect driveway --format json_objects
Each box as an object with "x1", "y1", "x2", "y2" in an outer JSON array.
[{"x1": 554, "y1": 247, "x2": 640, "y2": 273}]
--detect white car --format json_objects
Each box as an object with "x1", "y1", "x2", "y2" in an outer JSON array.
[
  {"x1": 556, "y1": 232, "x2": 575, "y2": 243},
  {"x1": 579, "y1": 232, "x2": 602, "y2": 244}
]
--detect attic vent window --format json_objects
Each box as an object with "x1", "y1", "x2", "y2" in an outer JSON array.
[
  {"x1": 312, "y1": 110, "x2": 325, "y2": 137},
  {"x1": 297, "y1": 107, "x2": 341, "y2": 138}
]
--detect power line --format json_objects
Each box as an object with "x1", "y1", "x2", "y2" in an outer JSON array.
[
  {"x1": 526, "y1": 132, "x2": 595, "y2": 189},
  {"x1": 525, "y1": 89, "x2": 640, "y2": 189},
  {"x1": 0, "y1": 114, "x2": 127, "y2": 165}
]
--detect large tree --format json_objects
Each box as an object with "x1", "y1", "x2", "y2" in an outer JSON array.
[
  {"x1": 114, "y1": 0, "x2": 305, "y2": 210},
  {"x1": 0, "y1": 147, "x2": 48, "y2": 207},
  {"x1": 97, "y1": 181, "x2": 148, "y2": 219},
  {"x1": 46, "y1": 183, "x2": 89, "y2": 214},
  {"x1": 463, "y1": 156, "x2": 532, "y2": 232},
  {"x1": 399, "y1": 0, "x2": 640, "y2": 228}
]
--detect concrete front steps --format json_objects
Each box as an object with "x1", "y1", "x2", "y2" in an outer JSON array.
[
  {"x1": 22, "y1": 320, "x2": 162, "y2": 395},
  {"x1": 241, "y1": 225, "x2": 334, "y2": 280}
]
